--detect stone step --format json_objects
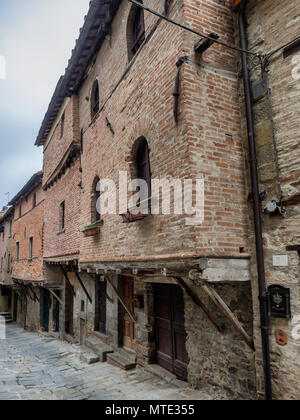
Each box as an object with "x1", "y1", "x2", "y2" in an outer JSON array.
[
  {"x1": 85, "y1": 336, "x2": 114, "y2": 362},
  {"x1": 107, "y1": 352, "x2": 136, "y2": 371},
  {"x1": 0, "y1": 313, "x2": 13, "y2": 323},
  {"x1": 79, "y1": 346, "x2": 100, "y2": 365}
]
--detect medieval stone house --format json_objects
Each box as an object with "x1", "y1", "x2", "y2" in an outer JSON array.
[
  {"x1": 2, "y1": 0, "x2": 298, "y2": 401},
  {"x1": 34, "y1": 0, "x2": 256, "y2": 399}
]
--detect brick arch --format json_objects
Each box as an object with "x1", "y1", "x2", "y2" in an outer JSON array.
[
  {"x1": 125, "y1": 117, "x2": 158, "y2": 179},
  {"x1": 90, "y1": 175, "x2": 100, "y2": 223}
]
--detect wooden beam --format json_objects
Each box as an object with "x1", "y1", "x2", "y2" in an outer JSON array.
[
  {"x1": 174, "y1": 277, "x2": 223, "y2": 334},
  {"x1": 73, "y1": 266, "x2": 92, "y2": 304},
  {"x1": 106, "y1": 275, "x2": 137, "y2": 323},
  {"x1": 28, "y1": 284, "x2": 40, "y2": 303},
  {"x1": 60, "y1": 265, "x2": 76, "y2": 297},
  {"x1": 48, "y1": 289, "x2": 63, "y2": 306},
  {"x1": 200, "y1": 282, "x2": 255, "y2": 352},
  {"x1": 95, "y1": 276, "x2": 114, "y2": 304}
]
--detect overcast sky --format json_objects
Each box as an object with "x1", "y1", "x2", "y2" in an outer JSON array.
[{"x1": 0, "y1": 0, "x2": 90, "y2": 209}]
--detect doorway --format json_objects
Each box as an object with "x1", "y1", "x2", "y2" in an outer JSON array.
[
  {"x1": 121, "y1": 276, "x2": 136, "y2": 352},
  {"x1": 95, "y1": 276, "x2": 107, "y2": 335},
  {"x1": 41, "y1": 289, "x2": 50, "y2": 332},
  {"x1": 52, "y1": 291, "x2": 60, "y2": 333},
  {"x1": 154, "y1": 283, "x2": 189, "y2": 381},
  {"x1": 65, "y1": 282, "x2": 74, "y2": 336}
]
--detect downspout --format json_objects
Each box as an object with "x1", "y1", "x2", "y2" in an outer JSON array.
[{"x1": 238, "y1": 1, "x2": 272, "y2": 400}]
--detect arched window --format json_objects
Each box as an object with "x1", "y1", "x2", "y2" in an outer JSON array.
[
  {"x1": 90, "y1": 80, "x2": 100, "y2": 119},
  {"x1": 127, "y1": 0, "x2": 145, "y2": 60},
  {"x1": 91, "y1": 177, "x2": 101, "y2": 222},
  {"x1": 136, "y1": 139, "x2": 151, "y2": 200}
]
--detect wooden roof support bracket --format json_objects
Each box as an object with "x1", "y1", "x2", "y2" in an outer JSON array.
[
  {"x1": 199, "y1": 281, "x2": 255, "y2": 352},
  {"x1": 73, "y1": 266, "x2": 93, "y2": 304},
  {"x1": 48, "y1": 289, "x2": 63, "y2": 307},
  {"x1": 105, "y1": 275, "x2": 137, "y2": 323},
  {"x1": 28, "y1": 284, "x2": 40, "y2": 303},
  {"x1": 174, "y1": 277, "x2": 224, "y2": 334},
  {"x1": 60, "y1": 265, "x2": 76, "y2": 297}
]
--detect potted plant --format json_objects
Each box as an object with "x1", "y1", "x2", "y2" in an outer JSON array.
[{"x1": 83, "y1": 219, "x2": 103, "y2": 237}]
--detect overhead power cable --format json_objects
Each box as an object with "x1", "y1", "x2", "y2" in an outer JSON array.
[
  {"x1": 267, "y1": 35, "x2": 300, "y2": 59},
  {"x1": 127, "y1": 0, "x2": 260, "y2": 57}
]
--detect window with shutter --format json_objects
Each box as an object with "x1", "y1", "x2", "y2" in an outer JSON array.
[
  {"x1": 136, "y1": 139, "x2": 151, "y2": 200},
  {"x1": 91, "y1": 80, "x2": 100, "y2": 119}
]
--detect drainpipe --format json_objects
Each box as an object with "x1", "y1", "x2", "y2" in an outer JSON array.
[{"x1": 238, "y1": 1, "x2": 272, "y2": 400}]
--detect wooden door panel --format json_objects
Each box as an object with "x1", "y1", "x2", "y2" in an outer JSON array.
[
  {"x1": 122, "y1": 277, "x2": 136, "y2": 351},
  {"x1": 154, "y1": 284, "x2": 188, "y2": 381}
]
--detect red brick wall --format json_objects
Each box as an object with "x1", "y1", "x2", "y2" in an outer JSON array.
[
  {"x1": 11, "y1": 184, "x2": 44, "y2": 282},
  {"x1": 42, "y1": 90, "x2": 81, "y2": 260},
  {"x1": 43, "y1": 96, "x2": 80, "y2": 185},
  {"x1": 181, "y1": 0, "x2": 249, "y2": 255},
  {"x1": 77, "y1": 0, "x2": 248, "y2": 263},
  {"x1": 43, "y1": 159, "x2": 81, "y2": 259},
  {"x1": 0, "y1": 215, "x2": 13, "y2": 284}
]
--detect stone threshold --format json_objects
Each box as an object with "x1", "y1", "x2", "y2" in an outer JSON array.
[{"x1": 142, "y1": 364, "x2": 188, "y2": 390}]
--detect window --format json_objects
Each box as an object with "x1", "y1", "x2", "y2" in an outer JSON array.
[
  {"x1": 136, "y1": 138, "x2": 152, "y2": 201},
  {"x1": 91, "y1": 177, "x2": 101, "y2": 222},
  {"x1": 60, "y1": 112, "x2": 65, "y2": 138},
  {"x1": 9, "y1": 220, "x2": 12, "y2": 237},
  {"x1": 19, "y1": 204, "x2": 22, "y2": 219},
  {"x1": 33, "y1": 192, "x2": 36, "y2": 208},
  {"x1": 7, "y1": 253, "x2": 11, "y2": 273},
  {"x1": 91, "y1": 80, "x2": 100, "y2": 119},
  {"x1": 164, "y1": 0, "x2": 172, "y2": 15},
  {"x1": 283, "y1": 38, "x2": 300, "y2": 59},
  {"x1": 15, "y1": 242, "x2": 19, "y2": 262},
  {"x1": 29, "y1": 237, "x2": 33, "y2": 259},
  {"x1": 59, "y1": 201, "x2": 65, "y2": 232},
  {"x1": 128, "y1": 0, "x2": 145, "y2": 60}
]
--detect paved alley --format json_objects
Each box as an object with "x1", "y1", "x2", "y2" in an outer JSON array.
[{"x1": 0, "y1": 324, "x2": 219, "y2": 401}]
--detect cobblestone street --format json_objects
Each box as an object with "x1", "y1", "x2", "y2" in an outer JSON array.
[{"x1": 0, "y1": 324, "x2": 218, "y2": 400}]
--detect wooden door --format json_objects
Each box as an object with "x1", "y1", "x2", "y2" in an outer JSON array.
[
  {"x1": 42, "y1": 290, "x2": 50, "y2": 332},
  {"x1": 154, "y1": 284, "x2": 189, "y2": 381},
  {"x1": 95, "y1": 277, "x2": 107, "y2": 335},
  {"x1": 122, "y1": 277, "x2": 136, "y2": 351},
  {"x1": 65, "y1": 283, "x2": 74, "y2": 336}
]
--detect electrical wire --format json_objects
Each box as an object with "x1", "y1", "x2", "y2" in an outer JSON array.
[
  {"x1": 127, "y1": 0, "x2": 261, "y2": 57},
  {"x1": 267, "y1": 35, "x2": 300, "y2": 59}
]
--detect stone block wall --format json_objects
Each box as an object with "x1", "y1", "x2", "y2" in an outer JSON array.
[{"x1": 234, "y1": 0, "x2": 300, "y2": 400}]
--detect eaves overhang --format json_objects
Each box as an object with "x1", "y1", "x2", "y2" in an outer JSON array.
[
  {"x1": 35, "y1": 0, "x2": 122, "y2": 147},
  {"x1": 8, "y1": 171, "x2": 43, "y2": 206}
]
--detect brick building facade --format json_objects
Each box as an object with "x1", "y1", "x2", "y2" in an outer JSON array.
[
  {"x1": 34, "y1": 0, "x2": 256, "y2": 399},
  {"x1": 7, "y1": 172, "x2": 44, "y2": 331},
  {"x1": 0, "y1": 207, "x2": 14, "y2": 313},
  {"x1": 2, "y1": 0, "x2": 299, "y2": 400}
]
